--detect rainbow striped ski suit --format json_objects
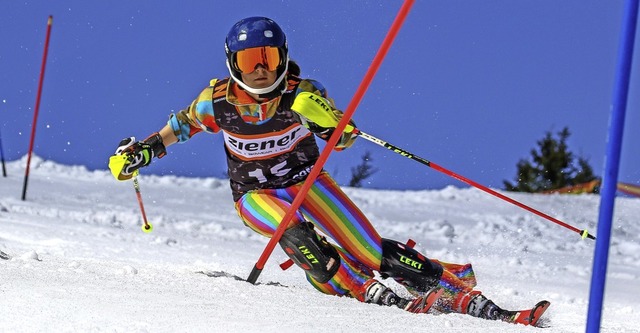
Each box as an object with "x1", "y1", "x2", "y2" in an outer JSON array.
[{"x1": 167, "y1": 74, "x2": 480, "y2": 308}]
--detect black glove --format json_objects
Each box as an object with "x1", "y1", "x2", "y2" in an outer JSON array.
[{"x1": 109, "y1": 133, "x2": 166, "y2": 181}]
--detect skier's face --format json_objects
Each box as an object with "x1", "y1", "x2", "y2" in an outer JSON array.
[{"x1": 240, "y1": 65, "x2": 277, "y2": 89}]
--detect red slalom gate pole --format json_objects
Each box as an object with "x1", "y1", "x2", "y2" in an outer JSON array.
[
  {"x1": 246, "y1": 0, "x2": 415, "y2": 284},
  {"x1": 22, "y1": 15, "x2": 53, "y2": 201}
]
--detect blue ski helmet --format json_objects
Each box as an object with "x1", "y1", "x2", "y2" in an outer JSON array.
[{"x1": 225, "y1": 17, "x2": 289, "y2": 96}]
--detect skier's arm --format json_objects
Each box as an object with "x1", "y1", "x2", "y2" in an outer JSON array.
[
  {"x1": 109, "y1": 81, "x2": 218, "y2": 181},
  {"x1": 159, "y1": 124, "x2": 178, "y2": 147},
  {"x1": 167, "y1": 83, "x2": 220, "y2": 143},
  {"x1": 291, "y1": 91, "x2": 357, "y2": 150}
]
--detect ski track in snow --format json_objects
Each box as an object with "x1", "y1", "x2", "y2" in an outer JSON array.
[{"x1": 0, "y1": 156, "x2": 638, "y2": 333}]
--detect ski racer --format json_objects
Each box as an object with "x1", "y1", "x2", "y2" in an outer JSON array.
[{"x1": 108, "y1": 16, "x2": 549, "y2": 325}]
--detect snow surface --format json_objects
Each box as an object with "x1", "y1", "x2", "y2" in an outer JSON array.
[{"x1": 0, "y1": 156, "x2": 638, "y2": 333}]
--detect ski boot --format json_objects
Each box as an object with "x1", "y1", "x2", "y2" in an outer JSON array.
[
  {"x1": 362, "y1": 279, "x2": 443, "y2": 314},
  {"x1": 456, "y1": 291, "x2": 550, "y2": 326}
]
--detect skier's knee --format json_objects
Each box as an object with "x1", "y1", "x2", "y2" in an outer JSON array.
[
  {"x1": 279, "y1": 222, "x2": 341, "y2": 283},
  {"x1": 379, "y1": 238, "x2": 443, "y2": 292}
]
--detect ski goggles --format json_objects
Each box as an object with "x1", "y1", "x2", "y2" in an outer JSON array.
[{"x1": 232, "y1": 46, "x2": 283, "y2": 73}]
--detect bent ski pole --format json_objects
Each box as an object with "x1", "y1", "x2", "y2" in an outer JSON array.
[
  {"x1": 132, "y1": 172, "x2": 153, "y2": 233},
  {"x1": 352, "y1": 129, "x2": 596, "y2": 240}
]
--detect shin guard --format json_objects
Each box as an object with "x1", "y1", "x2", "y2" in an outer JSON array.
[
  {"x1": 380, "y1": 239, "x2": 444, "y2": 293},
  {"x1": 279, "y1": 222, "x2": 341, "y2": 283}
]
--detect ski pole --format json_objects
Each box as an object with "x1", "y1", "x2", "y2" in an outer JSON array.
[
  {"x1": 246, "y1": 0, "x2": 415, "y2": 284},
  {"x1": 353, "y1": 128, "x2": 596, "y2": 240},
  {"x1": 132, "y1": 171, "x2": 153, "y2": 233}
]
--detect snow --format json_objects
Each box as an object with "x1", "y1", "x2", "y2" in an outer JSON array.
[{"x1": 0, "y1": 156, "x2": 638, "y2": 333}]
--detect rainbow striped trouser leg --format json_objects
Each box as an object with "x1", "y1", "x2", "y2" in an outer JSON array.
[
  {"x1": 236, "y1": 172, "x2": 482, "y2": 306},
  {"x1": 235, "y1": 172, "x2": 382, "y2": 298}
]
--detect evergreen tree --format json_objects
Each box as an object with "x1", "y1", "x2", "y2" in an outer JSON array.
[
  {"x1": 504, "y1": 127, "x2": 597, "y2": 192},
  {"x1": 349, "y1": 151, "x2": 377, "y2": 188}
]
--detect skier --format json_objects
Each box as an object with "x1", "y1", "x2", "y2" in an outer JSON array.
[{"x1": 109, "y1": 16, "x2": 549, "y2": 325}]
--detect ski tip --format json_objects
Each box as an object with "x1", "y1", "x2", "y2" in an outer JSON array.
[
  {"x1": 529, "y1": 300, "x2": 551, "y2": 327},
  {"x1": 508, "y1": 300, "x2": 551, "y2": 327}
]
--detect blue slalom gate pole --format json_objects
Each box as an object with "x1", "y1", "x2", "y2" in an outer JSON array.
[
  {"x1": 586, "y1": 0, "x2": 638, "y2": 332},
  {"x1": 0, "y1": 127, "x2": 6, "y2": 177}
]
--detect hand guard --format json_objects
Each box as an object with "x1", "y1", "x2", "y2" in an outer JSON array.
[
  {"x1": 291, "y1": 92, "x2": 355, "y2": 133},
  {"x1": 109, "y1": 133, "x2": 166, "y2": 181}
]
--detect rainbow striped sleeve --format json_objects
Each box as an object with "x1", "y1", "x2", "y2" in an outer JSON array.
[{"x1": 168, "y1": 80, "x2": 221, "y2": 143}]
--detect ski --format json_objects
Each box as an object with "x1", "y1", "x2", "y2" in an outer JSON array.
[
  {"x1": 503, "y1": 300, "x2": 551, "y2": 327},
  {"x1": 196, "y1": 270, "x2": 288, "y2": 288}
]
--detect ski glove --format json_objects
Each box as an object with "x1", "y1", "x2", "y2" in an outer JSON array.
[
  {"x1": 108, "y1": 133, "x2": 166, "y2": 181},
  {"x1": 291, "y1": 92, "x2": 355, "y2": 134}
]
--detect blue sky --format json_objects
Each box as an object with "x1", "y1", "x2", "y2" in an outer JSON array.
[{"x1": 1, "y1": 1, "x2": 638, "y2": 192}]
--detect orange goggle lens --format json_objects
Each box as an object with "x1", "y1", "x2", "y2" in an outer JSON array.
[{"x1": 234, "y1": 46, "x2": 282, "y2": 73}]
